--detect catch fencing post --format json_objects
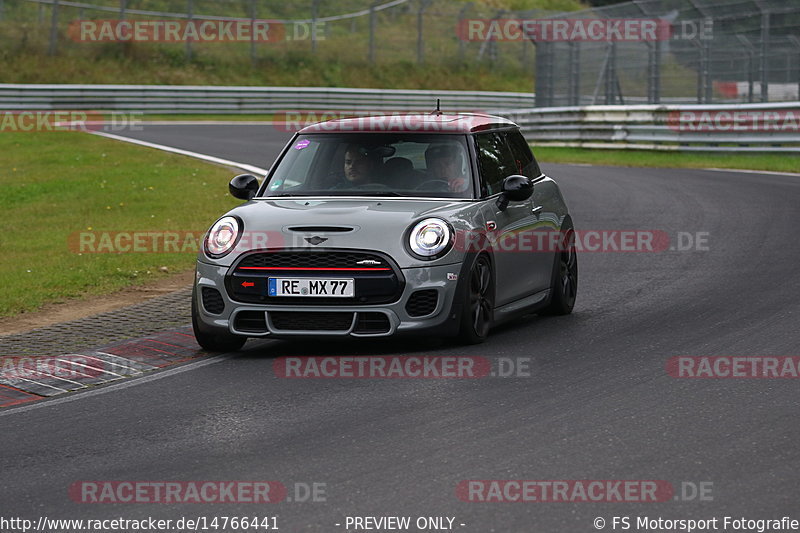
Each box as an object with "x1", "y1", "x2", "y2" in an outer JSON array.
[
  {"x1": 416, "y1": 0, "x2": 431, "y2": 64},
  {"x1": 737, "y1": 35, "x2": 756, "y2": 103},
  {"x1": 186, "y1": 0, "x2": 193, "y2": 61},
  {"x1": 604, "y1": 42, "x2": 618, "y2": 105},
  {"x1": 690, "y1": 38, "x2": 706, "y2": 103},
  {"x1": 646, "y1": 40, "x2": 661, "y2": 104},
  {"x1": 369, "y1": 1, "x2": 378, "y2": 63},
  {"x1": 48, "y1": 0, "x2": 59, "y2": 55},
  {"x1": 250, "y1": 0, "x2": 257, "y2": 66},
  {"x1": 457, "y1": 3, "x2": 471, "y2": 62},
  {"x1": 703, "y1": 35, "x2": 711, "y2": 103},
  {"x1": 789, "y1": 36, "x2": 800, "y2": 102},
  {"x1": 311, "y1": 0, "x2": 320, "y2": 53},
  {"x1": 568, "y1": 42, "x2": 580, "y2": 106},
  {"x1": 535, "y1": 41, "x2": 554, "y2": 107},
  {"x1": 760, "y1": 9, "x2": 770, "y2": 102}
]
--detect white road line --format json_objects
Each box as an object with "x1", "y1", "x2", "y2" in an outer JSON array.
[
  {"x1": 4, "y1": 377, "x2": 71, "y2": 395},
  {"x1": 0, "y1": 136, "x2": 265, "y2": 413},
  {"x1": 545, "y1": 162, "x2": 800, "y2": 177},
  {"x1": 0, "y1": 353, "x2": 234, "y2": 417},
  {"x1": 94, "y1": 351, "x2": 158, "y2": 371},
  {"x1": 87, "y1": 130, "x2": 269, "y2": 175},
  {"x1": 702, "y1": 167, "x2": 800, "y2": 177}
]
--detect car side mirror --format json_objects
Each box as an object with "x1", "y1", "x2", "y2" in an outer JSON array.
[
  {"x1": 229, "y1": 174, "x2": 260, "y2": 200},
  {"x1": 496, "y1": 175, "x2": 533, "y2": 211}
]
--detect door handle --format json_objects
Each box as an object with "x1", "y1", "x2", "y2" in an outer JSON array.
[{"x1": 531, "y1": 205, "x2": 543, "y2": 214}]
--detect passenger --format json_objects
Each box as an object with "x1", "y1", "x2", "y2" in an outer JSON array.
[{"x1": 425, "y1": 144, "x2": 469, "y2": 192}]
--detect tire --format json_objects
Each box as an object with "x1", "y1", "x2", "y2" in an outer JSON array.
[
  {"x1": 541, "y1": 218, "x2": 578, "y2": 316},
  {"x1": 457, "y1": 254, "x2": 494, "y2": 344},
  {"x1": 192, "y1": 288, "x2": 247, "y2": 352}
]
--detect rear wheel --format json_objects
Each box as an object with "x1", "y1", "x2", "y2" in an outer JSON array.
[
  {"x1": 541, "y1": 219, "x2": 577, "y2": 316},
  {"x1": 192, "y1": 288, "x2": 247, "y2": 352},
  {"x1": 457, "y1": 255, "x2": 494, "y2": 344}
]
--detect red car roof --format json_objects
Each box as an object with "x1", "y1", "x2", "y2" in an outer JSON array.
[{"x1": 297, "y1": 113, "x2": 516, "y2": 134}]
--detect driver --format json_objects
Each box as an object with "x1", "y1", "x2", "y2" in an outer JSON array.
[
  {"x1": 425, "y1": 144, "x2": 469, "y2": 192},
  {"x1": 340, "y1": 144, "x2": 381, "y2": 187}
]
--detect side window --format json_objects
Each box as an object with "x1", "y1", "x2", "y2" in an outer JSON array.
[
  {"x1": 266, "y1": 139, "x2": 321, "y2": 191},
  {"x1": 505, "y1": 130, "x2": 541, "y2": 179},
  {"x1": 475, "y1": 132, "x2": 517, "y2": 196}
]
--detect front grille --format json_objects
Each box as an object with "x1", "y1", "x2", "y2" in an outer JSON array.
[
  {"x1": 270, "y1": 311, "x2": 354, "y2": 331},
  {"x1": 233, "y1": 311, "x2": 267, "y2": 333},
  {"x1": 354, "y1": 312, "x2": 391, "y2": 334},
  {"x1": 238, "y1": 251, "x2": 390, "y2": 270},
  {"x1": 406, "y1": 289, "x2": 439, "y2": 317},
  {"x1": 201, "y1": 287, "x2": 225, "y2": 314},
  {"x1": 228, "y1": 250, "x2": 403, "y2": 306}
]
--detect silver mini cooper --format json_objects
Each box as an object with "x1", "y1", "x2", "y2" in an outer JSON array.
[{"x1": 192, "y1": 113, "x2": 576, "y2": 350}]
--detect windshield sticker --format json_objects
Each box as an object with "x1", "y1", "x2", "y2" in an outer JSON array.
[{"x1": 294, "y1": 139, "x2": 310, "y2": 150}]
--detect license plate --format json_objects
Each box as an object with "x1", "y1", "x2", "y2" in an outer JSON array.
[{"x1": 268, "y1": 278, "x2": 354, "y2": 297}]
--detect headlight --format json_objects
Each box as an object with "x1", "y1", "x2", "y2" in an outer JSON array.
[
  {"x1": 204, "y1": 216, "x2": 242, "y2": 258},
  {"x1": 408, "y1": 218, "x2": 453, "y2": 259}
]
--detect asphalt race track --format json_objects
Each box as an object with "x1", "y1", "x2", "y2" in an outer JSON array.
[{"x1": 1, "y1": 124, "x2": 799, "y2": 532}]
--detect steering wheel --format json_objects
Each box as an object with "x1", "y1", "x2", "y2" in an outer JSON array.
[{"x1": 415, "y1": 179, "x2": 450, "y2": 192}]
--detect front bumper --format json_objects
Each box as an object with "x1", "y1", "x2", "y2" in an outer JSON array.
[{"x1": 194, "y1": 260, "x2": 465, "y2": 338}]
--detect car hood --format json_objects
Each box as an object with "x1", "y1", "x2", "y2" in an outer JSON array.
[{"x1": 202, "y1": 197, "x2": 481, "y2": 268}]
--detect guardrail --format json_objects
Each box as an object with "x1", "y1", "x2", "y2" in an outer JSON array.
[
  {"x1": 1, "y1": 85, "x2": 797, "y2": 152},
  {"x1": 500, "y1": 102, "x2": 800, "y2": 152},
  {"x1": 0, "y1": 84, "x2": 536, "y2": 114}
]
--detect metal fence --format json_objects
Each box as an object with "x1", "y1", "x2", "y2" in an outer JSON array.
[
  {"x1": 1, "y1": 0, "x2": 556, "y2": 69},
  {"x1": 2, "y1": 83, "x2": 797, "y2": 152},
  {"x1": 0, "y1": 84, "x2": 535, "y2": 112},
  {"x1": 0, "y1": 0, "x2": 798, "y2": 106},
  {"x1": 533, "y1": 0, "x2": 800, "y2": 106},
  {"x1": 501, "y1": 102, "x2": 800, "y2": 152}
]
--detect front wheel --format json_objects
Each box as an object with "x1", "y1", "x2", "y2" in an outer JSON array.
[
  {"x1": 192, "y1": 288, "x2": 247, "y2": 352},
  {"x1": 541, "y1": 218, "x2": 578, "y2": 316},
  {"x1": 457, "y1": 255, "x2": 494, "y2": 344}
]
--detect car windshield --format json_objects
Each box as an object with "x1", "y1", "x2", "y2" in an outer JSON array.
[{"x1": 261, "y1": 133, "x2": 474, "y2": 199}]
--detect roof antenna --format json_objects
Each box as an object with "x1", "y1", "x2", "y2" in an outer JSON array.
[{"x1": 432, "y1": 98, "x2": 442, "y2": 116}]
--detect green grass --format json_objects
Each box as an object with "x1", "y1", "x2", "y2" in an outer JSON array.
[
  {"x1": 0, "y1": 0, "x2": 588, "y2": 90},
  {"x1": 0, "y1": 49, "x2": 538, "y2": 91},
  {"x1": 533, "y1": 146, "x2": 800, "y2": 173},
  {"x1": 142, "y1": 114, "x2": 277, "y2": 121},
  {"x1": 0, "y1": 131, "x2": 240, "y2": 318}
]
